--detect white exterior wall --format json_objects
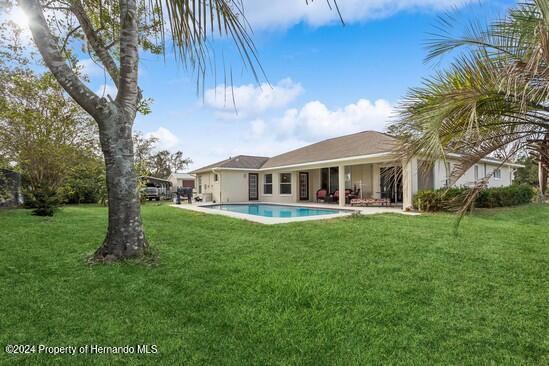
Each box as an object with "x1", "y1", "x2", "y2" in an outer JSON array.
[
  {"x1": 350, "y1": 164, "x2": 374, "y2": 198},
  {"x1": 310, "y1": 169, "x2": 321, "y2": 201},
  {"x1": 258, "y1": 171, "x2": 298, "y2": 203},
  {"x1": 432, "y1": 159, "x2": 513, "y2": 189},
  {"x1": 219, "y1": 171, "x2": 249, "y2": 203},
  {"x1": 196, "y1": 172, "x2": 221, "y2": 202}
]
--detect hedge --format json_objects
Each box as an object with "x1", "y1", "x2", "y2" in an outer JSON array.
[{"x1": 413, "y1": 184, "x2": 534, "y2": 212}]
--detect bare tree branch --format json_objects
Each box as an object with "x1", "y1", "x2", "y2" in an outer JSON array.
[
  {"x1": 70, "y1": 0, "x2": 120, "y2": 88},
  {"x1": 18, "y1": 0, "x2": 110, "y2": 122},
  {"x1": 60, "y1": 25, "x2": 81, "y2": 55}
]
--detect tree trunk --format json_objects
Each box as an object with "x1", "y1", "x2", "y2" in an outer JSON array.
[
  {"x1": 94, "y1": 111, "x2": 146, "y2": 260},
  {"x1": 538, "y1": 133, "x2": 549, "y2": 203},
  {"x1": 21, "y1": 0, "x2": 145, "y2": 260}
]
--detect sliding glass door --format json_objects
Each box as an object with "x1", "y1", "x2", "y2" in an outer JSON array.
[
  {"x1": 379, "y1": 167, "x2": 402, "y2": 203},
  {"x1": 321, "y1": 167, "x2": 352, "y2": 193}
]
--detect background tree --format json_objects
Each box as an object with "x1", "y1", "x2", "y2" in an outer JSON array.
[
  {"x1": 60, "y1": 151, "x2": 106, "y2": 204},
  {"x1": 150, "y1": 150, "x2": 192, "y2": 179},
  {"x1": 132, "y1": 132, "x2": 158, "y2": 177},
  {"x1": 389, "y1": 0, "x2": 548, "y2": 213},
  {"x1": 0, "y1": 71, "x2": 99, "y2": 214},
  {"x1": 513, "y1": 156, "x2": 540, "y2": 187},
  {"x1": 0, "y1": 22, "x2": 100, "y2": 214}
]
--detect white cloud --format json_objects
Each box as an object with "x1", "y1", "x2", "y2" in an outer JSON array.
[
  {"x1": 249, "y1": 119, "x2": 267, "y2": 139},
  {"x1": 274, "y1": 98, "x2": 394, "y2": 141},
  {"x1": 146, "y1": 127, "x2": 179, "y2": 150},
  {"x1": 186, "y1": 98, "x2": 394, "y2": 169},
  {"x1": 95, "y1": 84, "x2": 117, "y2": 98},
  {"x1": 204, "y1": 78, "x2": 303, "y2": 118},
  {"x1": 242, "y1": 0, "x2": 472, "y2": 30}
]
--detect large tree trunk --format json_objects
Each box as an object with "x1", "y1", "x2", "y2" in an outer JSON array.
[
  {"x1": 21, "y1": 0, "x2": 145, "y2": 260},
  {"x1": 94, "y1": 112, "x2": 146, "y2": 260}
]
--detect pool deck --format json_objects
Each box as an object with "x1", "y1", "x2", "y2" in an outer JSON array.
[{"x1": 171, "y1": 201, "x2": 419, "y2": 225}]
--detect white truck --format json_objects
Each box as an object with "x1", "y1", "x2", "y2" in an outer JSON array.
[{"x1": 143, "y1": 184, "x2": 168, "y2": 201}]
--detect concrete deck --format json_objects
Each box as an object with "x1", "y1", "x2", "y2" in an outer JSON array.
[{"x1": 171, "y1": 201, "x2": 419, "y2": 225}]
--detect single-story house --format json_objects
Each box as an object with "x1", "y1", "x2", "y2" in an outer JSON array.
[
  {"x1": 167, "y1": 172, "x2": 195, "y2": 192},
  {"x1": 190, "y1": 131, "x2": 522, "y2": 210}
]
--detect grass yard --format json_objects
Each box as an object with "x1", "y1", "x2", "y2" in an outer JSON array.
[{"x1": 0, "y1": 203, "x2": 547, "y2": 365}]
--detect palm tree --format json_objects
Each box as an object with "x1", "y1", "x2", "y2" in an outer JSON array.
[
  {"x1": 389, "y1": 0, "x2": 548, "y2": 211},
  {"x1": 15, "y1": 0, "x2": 340, "y2": 260}
]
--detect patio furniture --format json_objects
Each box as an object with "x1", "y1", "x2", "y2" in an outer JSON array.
[
  {"x1": 350, "y1": 197, "x2": 392, "y2": 207},
  {"x1": 333, "y1": 189, "x2": 352, "y2": 204},
  {"x1": 332, "y1": 190, "x2": 340, "y2": 203},
  {"x1": 316, "y1": 189, "x2": 328, "y2": 202},
  {"x1": 348, "y1": 189, "x2": 361, "y2": 200}
]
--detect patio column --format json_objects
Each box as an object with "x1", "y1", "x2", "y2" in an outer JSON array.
[
  {"x1": 402, "y1": 157, "x2": 418, "y2": 211},
  {"x1": 338, "y1": 164, "x2": 345, "y2": 207}
]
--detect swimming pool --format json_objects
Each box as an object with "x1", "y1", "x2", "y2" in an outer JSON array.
[{"x1": 204, "y1": 203, "x2": 347, "y2": 218}]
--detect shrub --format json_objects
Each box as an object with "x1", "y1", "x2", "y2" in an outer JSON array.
[
  {"x1": 413, "y1": 190, "x2": 443, "y2": 212},
  {"x1": 24, "y1": 184, "x2": 61, "y2": 216},
  {"x1": 413, "y1": 184, "x2": 534, "y2": 212},
  {"x1": 59, "y1": 155, "x2": 106, "y2": 204}
]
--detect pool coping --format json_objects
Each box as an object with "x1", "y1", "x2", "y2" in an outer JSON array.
[
  {"x1": 170, "y1": 201, "x2": 417, "y2": 225},
  {"x1": 170, "y1": 202, "x2": 354, "y2": 224}
]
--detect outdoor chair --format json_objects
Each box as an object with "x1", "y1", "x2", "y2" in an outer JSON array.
[
  {"x1": 333, "y1": 189, "x2": 352, "y2": 204},
  {"x1": 349, "y1": 189, "x2": 360, "y2": 200},
  {"x1": 316, "y1": 189, "x2": 328, "y2": 202}
]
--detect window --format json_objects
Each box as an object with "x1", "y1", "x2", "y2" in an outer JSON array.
[
  {"x1": 321, "y1": 168, "x2": 329, "y2": 190},
  {"x1": 493, "y1": 168, "x2": 501, "y2": 180},
  {"x1": 321, "y1": 166, "x2": 351, "y2": 192},
  {"x1": 263, "y1": 174, "x2": 273, "y2": 194},
  {"x1": 329, "y1": 167, "x2": 339, "y2": 193},
  {"x1": 214, "y1": 174, "x2": 218, "y2": 182},
  {"x1": 198, "y1": 176, "x2": 202, "y2": 194},
  {"x1": 279, "y1": 173, "x2": 292, "y2": 195},
  {"x1": 474, "y1": 165, "x2": 479, "y2": 181}
]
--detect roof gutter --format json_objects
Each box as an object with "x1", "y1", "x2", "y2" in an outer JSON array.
[
  {"x1": 258, "y1": 152, "x2": 396, "y2": 171},
  {"x1": 191, "y1": 151, "x2": 524, "y2": 174},
  {"x1": 446, "y1": 153, "x2": 525, "y2": 168}
]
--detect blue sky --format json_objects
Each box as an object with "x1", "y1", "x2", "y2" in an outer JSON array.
[{"x1": 10, "y1": 0, "x2": 516, "y2": 170}]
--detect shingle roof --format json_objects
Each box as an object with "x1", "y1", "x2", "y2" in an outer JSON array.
[
  {"x1": 170, "y1": 173, "x2": 195, "y2": 180},
  {"x1": 190, "y1": 131, "x2": 397, "y2": 173},
  {"x1": 190, "y1": 155, "x2": 269, "y2": 174},
  {"x1": 262, "y1": 131, "x2": 397, "y2": 169}
]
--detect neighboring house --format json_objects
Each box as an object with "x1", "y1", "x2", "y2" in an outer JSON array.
[
  {"x1": 167, "y1": 172, "x2": 195, "y2": 192},
  {"x1": 190, "y1": 131, "x2": 521, "y2": 209},
  {"x1": 0, "y1": 168, "x2": 23, "y2": 208}
]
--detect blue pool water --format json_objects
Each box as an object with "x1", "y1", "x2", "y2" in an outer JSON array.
[{"x1": 204, "y1": 204, "x2": 345, "y2": 218}]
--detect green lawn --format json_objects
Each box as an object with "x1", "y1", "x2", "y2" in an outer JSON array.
[{"x1": 0, "y1": 203, "x2": 547, "y2": 365}]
